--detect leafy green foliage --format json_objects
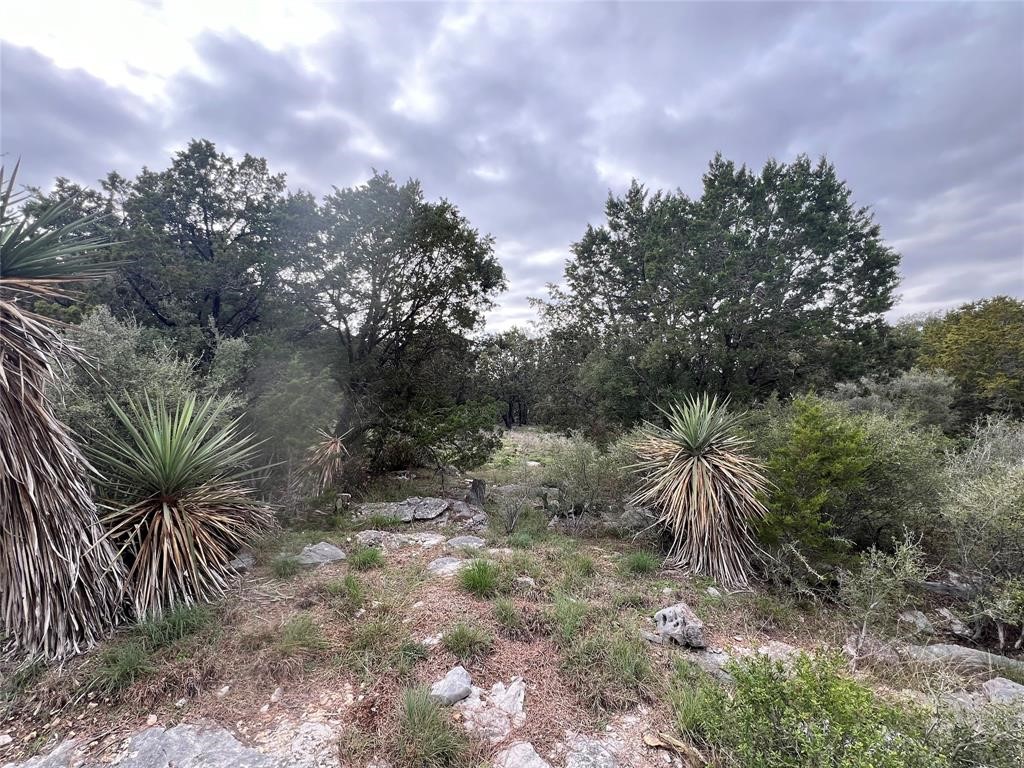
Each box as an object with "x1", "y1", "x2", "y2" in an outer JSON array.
[
  {"x1": 759, "y1": 396, "x2": 947, "y2": 583},
  {"x1": 830, "y1": 368, "x2": 960, "y2": 432},
  {"x1": 672, "y1": 653, "x2": 936, "y2": 768},
  {"x1": 920, "y1": 296, "x2": 1024, "y2": 417},
  {"x1": 538, "y1": 154, "x2": 901, "y2": 429},
  {"x1": 632, "y1": 395, "x2": 769, "y2": 586},
  {"x1": 90, "y1": 393, "x2": 273, "y2": 618},
  {"x1": 394, "y1": 688, "x2": 472, "y2": 768},
  {"x1": 442, "y1": 623, "x2": 493, "y2": 660}
]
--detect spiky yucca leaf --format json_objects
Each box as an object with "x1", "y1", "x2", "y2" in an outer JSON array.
[
  {"x1": 90, "y1": 394, "x2": 274, "y2": 618},
  {"x1": 1, "y1": 164, "x2": 126, "y2": 658},
  {"x1": 305, "y1": 428, "x2": 351, "y2": 492},
  {"x1": 630, "y1": 394, "x2": 769, "y2": 587}
]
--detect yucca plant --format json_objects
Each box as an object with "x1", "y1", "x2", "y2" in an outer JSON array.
[
  {"x1": 0, "y1": 163, "x2": 126, "y2": 658},
  {"x1": 630, "y1": 394, "x2": 769, "y2": 587},
  {"x1": 305, "y1": 428, "x2": 351, "y2": 492},
  {"x1": 90, "y1": 393, "x2": 274, "y2": 618}
]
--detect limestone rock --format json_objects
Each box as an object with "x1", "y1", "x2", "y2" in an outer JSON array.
[
  {"x1": 653, "y1": 602, "x2": 706, "y2": 648},
  {"x1": 295, "y1": 542, "x2": 346, "y2": 566},
  {"x1": 982, "y1": 677, "x2": 1024, "y2": 705},
  {"x1": 562, "y1": 734, "x2": 622, "y2": 768},
  {"x1": 356, "y1": 530, "x2": 445, "y2": 550},
  {"x1": 115, "y1": 725, "x2": 279, "y2": 767},
  {"x1": 447, "y1": 535, "x2": 486, "y2": 551},
  {"x1": 934, "y1": 608, "x2": 972, "y2": 639},
  {"x1": 901, "y1": 643, "x2": 1024, "y2": 677},
  {"x1": 898, "y1": 609, "x2": 935, "y2": 635},
  {"x1": 427, "y1": 556, "x2": 466, "y2": 577},
  {"x1": 457, "y1": 678, "x2": 527, "y2": 742},
  {"x1": 492, "y1": 742, "x2": 551, "y2": 768},
  {"x1": 287, "y1": 722, "x2": 338, "y2": 768},
  {"x1": 430, "y1": 666, "x2": 473, "y2": 705},
  {"x1": 229, "y1": 553, "x2": 256, "y2": 573}
]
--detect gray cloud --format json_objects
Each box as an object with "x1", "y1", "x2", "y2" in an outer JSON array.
[{"x1": 2, "y1": 1, "x2": 1021, "y2": 326}]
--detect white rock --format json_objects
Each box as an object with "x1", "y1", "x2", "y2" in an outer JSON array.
[
  {"x1": 457, "y1": 678, "x2": 527, "y2": 742},
  {"x1": 215, "y1": 685, "x2": 230, "y2": 698},
  {"x1": 0, "y1": 734, "x2": 13, "y2": 746},
  {"x1": 270, "y1": 686, "x2": 283, "y2": 703},
  {"x1": 898, "y1": 609, "x2": 935, "y2": 635},
  {"x1": 428, "y1": 556, "x2": 466, "y2": 577},
  {"x1": 982, "y1": 676, "x2": 1024, "y2": 705},
  {"x1": 430, "y1": 666, "x2": 473, "y2": 705},
  {"x1": 146, "y1": 714, "x2": 158, "y2": 726},
  {"x1": 653, "y1": 602, "x2": 706, "y2": 648},
  {"x1": 562, "y1": 733, "x2": 623, "y2": 768},
  {"x1": 447, "y1": 535, "x2": 487, "y2": 550},
  {"x1": 174, "y1": 697, "x2": 187, "y2": 708},
  {"x1": 295, "y1": 541, "x2": 346, "y2": 566},
  {"x1": 492, "y1": 741, "x2": 552, "y2": 768},
  {"x1": 706, "y1": 587, "x2": 722, "y2": 598},
  {"x1": 260, "y1": 703, "x2": 270, "y2": 714}
]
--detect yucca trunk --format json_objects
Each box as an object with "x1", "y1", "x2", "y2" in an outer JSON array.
[{"x1": 0, "y1": 302, "x2": 125, "y2": 658}]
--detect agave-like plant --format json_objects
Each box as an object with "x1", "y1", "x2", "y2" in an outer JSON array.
[
  {"x1": 305, "y1": 428, "x2": 351, "y2": 493},
  {"x1": 90, "y1": 393, "x2": 274, "y2": 618},
  {"x1": 0, "y1": 163, "x2": 126, "y2": 658},
  {"x1": 630, "y1": 394, "x2": 770, "y2": 587}
]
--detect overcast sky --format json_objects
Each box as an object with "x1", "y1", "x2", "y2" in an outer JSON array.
[{"x1": 2, "y1": 1, "x2": 1022, "y2": 329}]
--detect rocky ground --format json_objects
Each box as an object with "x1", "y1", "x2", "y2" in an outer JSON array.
[{"x1": 3, "y1": 468, "x2": 1022, "y2": 768}]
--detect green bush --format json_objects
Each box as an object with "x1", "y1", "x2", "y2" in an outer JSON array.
[
  {"x1": 830, "y1": 368, "x2": 960, "y2": 432},
  {"x1": 394, "y1": 687, "x2": 471, "y2": 768},
  {"x1": 349, "y1": 547, "x2": 384, "y2": 571},
  {"x1": 671, "y1": 652, "x2": 935, "y2": 768},
  {"x1": 759, "y1": 396, "x2": 947, "y2": 582},
  {"x1": 458, "y1": 559, "x2": 501, "y2": 597},
  {"x1": 441, "y1": 622, "x2": 493, "y2": 660},
  {"x1": 545, "y1": 433, "x2": 630, "y2": 520}
]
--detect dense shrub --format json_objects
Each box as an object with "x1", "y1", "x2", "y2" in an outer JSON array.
[
  {"x1": 55, "y1": 307, "x2": 246, "y2": 439},
  {"x1": 670, "y1": 653, "x2": 935, "y2": 768},
  {"x1": 830, "y1": 368, "x2": 959, "y2": 432},
  {"x1": 545, "y1": 432, "x2": 631, "y2": 520},
  {"x1": 759, "y1": 396, "x2": 947, "y2": 582}
]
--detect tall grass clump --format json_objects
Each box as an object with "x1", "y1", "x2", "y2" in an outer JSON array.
[
  {"x1": 90, "y1": 393, "x2": 274, "y2": 618},
  {"x1": 0, "y1": 165, "x2": 125, "y2": 658},
  {"x1": 458, "y1": 559, "x2": 501, "y2": 597},
  {"x1": 394, "y1": 687, "x2": 471, "y2": 768},
  {"x1": 631, "y1": 394, "x2": 769, "y2": 587}
]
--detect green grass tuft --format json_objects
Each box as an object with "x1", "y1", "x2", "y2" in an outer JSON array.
[
  {"x1": 91, "y1": 641, "x2": 153, "y2": 695},
  {"x1": 349, "y1": 547, "x2": 384, "y2": 571},
  {"x1": 271, "y1": 555, "x2": 301, "y2": 579},
  {"x1": 395, "y1": 687, "x2": 471, "y2": 768},
  {"x1": 560, "y1": 623, "x2": 654, "y2": 711},
  {"x1": 322, "y1": 573, "x2": 364, "y2": 611},
  {"x1": 620, "y1": 550, "x2": 661, "y2": 575},
  {"x1": 442, "y1": 622, "x2": 493, "y2": 660},
  {"x1": 138, "y1": 604, "x2": 214, "y2": 649},
  {"x1": 458, "y1": 559, "x2": 501, "y2": 597},
  {"x1": 275, "y1": 615, "x2": 327, "y2": 656}
]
